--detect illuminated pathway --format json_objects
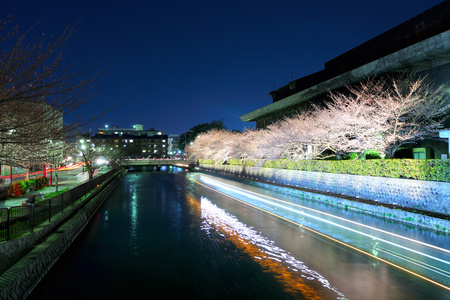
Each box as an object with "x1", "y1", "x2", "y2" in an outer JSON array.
[{"x1": 192, "y1": 173, "x2": 450, "y2": 292}]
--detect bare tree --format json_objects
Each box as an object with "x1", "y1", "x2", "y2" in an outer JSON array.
[
  {"x1": 96, "y1": 144, "x2": 126, "y2": 168},
  {"x1": 79, "y1": 138, "x2": 97, "y2": 180},
  {"x1": 0, "y1": 16, "x2": 105, "y2": 169}
]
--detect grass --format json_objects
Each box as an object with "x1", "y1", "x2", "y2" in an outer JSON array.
[{"x1": 42, "y1": 188, "x2": 69, "y2": 199}]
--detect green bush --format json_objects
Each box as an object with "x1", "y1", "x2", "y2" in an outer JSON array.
[
  {"x1": 4, "y1": 176, "x2": 49, "y2": 198},
  {"x1": 12, "y1": 181, "x2": 27, "y2": 196},
  {"x1": 199, "y1": 159, "x2": 450, "y2": 182}
]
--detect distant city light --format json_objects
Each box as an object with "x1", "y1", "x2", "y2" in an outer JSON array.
[
  {"x1": 105, "y1": 125, "x2": 109, "y2": 128},
  {"x1": 95, "y1": 158, "x2": 108, "y2": 165}
]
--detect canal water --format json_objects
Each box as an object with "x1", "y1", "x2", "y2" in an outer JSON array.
[{"x1": 28, "y1": 167, "x2": 449, "y2": 299}]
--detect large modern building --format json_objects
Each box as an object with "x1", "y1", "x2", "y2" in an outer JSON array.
[
  {"x1": 89, "y1": 124, "x2": 168, "y2": 159},
  {"x1": 241, "y1": 1, "x2": 450, "y2": 158}
]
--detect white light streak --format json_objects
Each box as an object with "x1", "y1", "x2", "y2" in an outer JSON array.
[
  {"x1": 200, "y1": 175, "x2": 449, "y2": 254},
  {"x1": 199, "y1": 175, "x2": 450, "y2": 284}
]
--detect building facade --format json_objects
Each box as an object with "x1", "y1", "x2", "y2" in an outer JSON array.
[
  {"x1": 168, "y1": 134, "x2": 180, "y2": 157},
  {"x1": 241, "y1": 1, "x2": 450, "y2": 159},
  {"x1": 89, "y1": 124, "x2": 168, "y2": 159}
]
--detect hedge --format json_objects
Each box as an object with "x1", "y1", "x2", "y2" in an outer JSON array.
[{"x1": 199, "y1": 159, "x2": 450, "y2": 182}]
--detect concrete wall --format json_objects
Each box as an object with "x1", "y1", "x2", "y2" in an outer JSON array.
[
  {"x1": 0, "y1": 169, "x2": 127, "y2": 300},
  {"x1": 199, "y1": 164, "x2": 450, "y2": 215}
]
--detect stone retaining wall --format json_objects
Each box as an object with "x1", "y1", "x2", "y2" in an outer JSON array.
[
  {"x1": 0, "y1": 169, "x2": 127, "y2": 300},
  {"x1": 199, "y1": 164, "x2": 450, "y2": 215}
]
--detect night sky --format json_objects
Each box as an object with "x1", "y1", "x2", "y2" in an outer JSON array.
[{"x1": 2, "y1": 0, "x2": 444, "y2": 135}]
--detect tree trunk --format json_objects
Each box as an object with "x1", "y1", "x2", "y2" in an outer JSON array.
[
  {"x1": 55, "y1": 168, "x2": 59, "y2": 192},
  {"x1": 87, "y1": 163, "x2": 94, "y2": 180}
]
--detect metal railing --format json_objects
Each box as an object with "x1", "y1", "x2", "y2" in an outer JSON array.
[{"x1": 0, "y1": 167, "x2": 121, "y2": 241}]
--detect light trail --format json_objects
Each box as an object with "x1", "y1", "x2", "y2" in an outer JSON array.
[
  {"x1": 377, "y1": 248, "x2": 450, "y2": 278},
  {"x1": 200, "y1": 175, "x2": 450, "y2": 254},
  {"x1": 189, "y1": 176, "x2": 450, "y2": 292},
  {"x1": 199, "y1": 196, "x2": 342, "y2": 299},
  {"x1": 199, "y1": 176, "x2": 450, "y2": 270}
]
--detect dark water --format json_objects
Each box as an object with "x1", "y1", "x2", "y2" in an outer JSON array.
[{"x1": 28, "y1": 168, "x2": 450, "y2": 299}]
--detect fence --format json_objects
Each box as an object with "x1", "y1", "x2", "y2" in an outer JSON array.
[{"x1": 0, "y1": 167, "x2": 121, "y2": 241}]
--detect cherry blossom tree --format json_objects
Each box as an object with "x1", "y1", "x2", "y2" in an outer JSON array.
[
  {"x1": 229, "y1": 128, "x2": 268, "y2": 161},
  {"x1": 187, "y1": 74, "x2": 449, "y2": 162},
  {"x1": 323, "y1": 75, "x2": 449, "y2": 158},
  {"x1": 263, "y1": 110, "x2": 326, "y2": 160},
  {"x1": 0, "y1": 16, "x2": 105, "y2": 169}
]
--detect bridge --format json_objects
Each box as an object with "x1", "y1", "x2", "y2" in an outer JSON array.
[{"x1": 123, "y1": 159, "x2": 197, "y2": 170}]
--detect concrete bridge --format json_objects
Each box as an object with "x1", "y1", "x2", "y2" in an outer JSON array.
[{"x1": 123, "y1": 159, "x2": 197, "y2": 170}]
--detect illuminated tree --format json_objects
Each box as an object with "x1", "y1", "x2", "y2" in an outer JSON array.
[
  {"x1": 262, "y1": 110, "x2": 324, "y2": 160},
  {"x1": 0, "y1": 16, "x2": 104, "y2": 169},
  {"x1": 187, "y1": 74, "x2": 449, "y2": 162},
  {"x1": 78, "y1": 138, "x2": 97, "y2": 180},
  {"x1": 322, "y1": 75, "x2": 449, "y2": 157},
  {"x1": 229, "y1": 128, "x2": 267, "y2": 161}
]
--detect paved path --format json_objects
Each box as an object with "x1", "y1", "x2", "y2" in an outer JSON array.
[{"x1": 0, "y1": 166, "x2": 111, "y2": 209}]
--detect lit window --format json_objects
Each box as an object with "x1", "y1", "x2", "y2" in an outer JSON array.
[
  {"x1": 157, "y1": 132, "x2": 162, "y2": 135},
  {"x1": 114, "y1": 140, "x2": 119, "y2": 143},
  {"x1": 124, "y1": 139, "x2": 128, "y2": 143},
  {"x1": 153, "y1": 150, "x2": 158, "y2": 153},
  {"x1": 162, "y1": 140, "x2": 166, "y2": 142},
  {"x1": 162, "y1": 145, "x2": 166, "y2": 147},
  {"x1": 130, "y1": 139, "x2": 133, "y2": 143},
  {"x1": 142, "y1": 150, "x2": 146, "y2": 153}
]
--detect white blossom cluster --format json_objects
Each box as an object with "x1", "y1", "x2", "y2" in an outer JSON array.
[{"x1": 187, "y1": 75, "x2": 448, "y2": 161}]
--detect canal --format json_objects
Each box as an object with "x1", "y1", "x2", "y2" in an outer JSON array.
[{"x1": 28, "y1": 167, "x2": 450, "y2": 299}]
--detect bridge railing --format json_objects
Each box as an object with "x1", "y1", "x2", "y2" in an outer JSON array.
[{"x1": 123, "y1": 159, "x2": 196, "y2": 167}]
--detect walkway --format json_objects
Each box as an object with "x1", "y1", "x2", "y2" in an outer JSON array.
[{"x1": 0, "y1": 165, "x2": 111, "y2": 209}]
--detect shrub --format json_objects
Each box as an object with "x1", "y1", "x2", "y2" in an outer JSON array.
[
  {"x1": 3, "y1": 176, "x2": 48, "y2": 198},
  {"x1": 34, "y1": 176, "x2": 47, "y2": 189},
  {"x1": 12, "y1": 181, "x2": 27, "y2": 196},
  {"x1": 198, "y1": 159, "x2": 450, "y2": 182}
]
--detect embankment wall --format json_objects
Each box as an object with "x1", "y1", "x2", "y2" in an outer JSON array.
[
  {"x1": 0, "y1": 169, "x2": 127, "y2": 300},
  {"x1": 199, "y1": 164, "x2": 450, "y2": 231}
]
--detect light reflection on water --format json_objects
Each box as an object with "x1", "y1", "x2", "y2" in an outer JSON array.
[
  {"x1": 200, "y1": 196, "x2": 347, "y2": 300},
  {"x1": 129, "y1": 189, "x2": 139, "y2": 256}
]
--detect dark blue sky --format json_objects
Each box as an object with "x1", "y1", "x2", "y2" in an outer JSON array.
[{"x1": 3, "y1": 0, "x2": 444, "y2": 135}]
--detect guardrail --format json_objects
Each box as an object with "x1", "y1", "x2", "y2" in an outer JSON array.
[{"x1": 0, "y1": 167, "x2": 120, "y2": 241}]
